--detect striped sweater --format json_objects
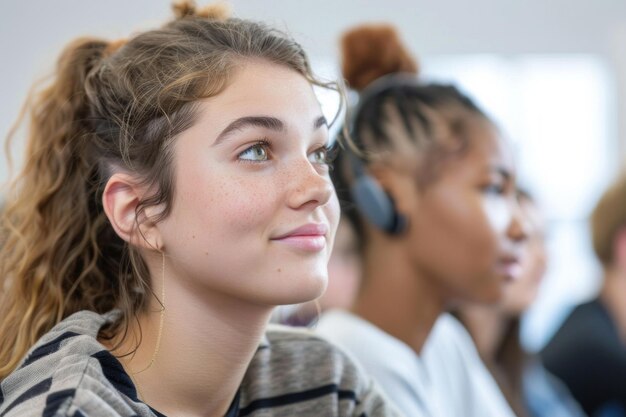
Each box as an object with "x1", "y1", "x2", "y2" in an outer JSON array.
[{"x1": 0, "y1": 310, "x2": 401, "y2": 417}]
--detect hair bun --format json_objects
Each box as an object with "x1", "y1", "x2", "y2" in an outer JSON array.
[
  {"x1": 340, "y1": 24, "x2": 418, "y2": 92},
  {"x1": 172, "y1": 1, "x2": 230, "y2": 21}
]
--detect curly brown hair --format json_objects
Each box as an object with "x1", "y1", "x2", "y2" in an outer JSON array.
[{"x1": 0, "y1": 1, "x2": 342, "y2": 379}]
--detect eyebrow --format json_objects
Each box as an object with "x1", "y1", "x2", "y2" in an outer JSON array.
[
  {"x1": 490, "y1": 165, "x2": 513, "y2": 181},
  {"x1": 314, "y1": 115, "x2": 328, "y2": 130},
  {"x1": 214, "y1": 115, "x2": 328, "y2": 145}
]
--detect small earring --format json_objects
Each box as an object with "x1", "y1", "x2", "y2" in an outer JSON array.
[{"x1": 133, "y1": 251, "x2": 166, "y2": 374}]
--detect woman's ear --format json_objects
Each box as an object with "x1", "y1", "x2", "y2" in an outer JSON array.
[
  {"x1": 102, "y1": 173, "x2": 163, "y2": 251},
  {"x1": 368, "y1": 163, "x2": 418, "y2": 217}
]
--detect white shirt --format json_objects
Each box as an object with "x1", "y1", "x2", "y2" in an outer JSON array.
[{"x1": 316, "y1": 310, "x2": 516, "y2": 417}]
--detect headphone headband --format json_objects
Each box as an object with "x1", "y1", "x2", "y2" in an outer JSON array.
[{"x1": 343, "y1": 73, "x2": 415, "y2": 235}]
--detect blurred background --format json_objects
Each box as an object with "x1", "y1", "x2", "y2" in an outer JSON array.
[{"x1": 2, "y1": 0, "x2": 626, "y2": 351}]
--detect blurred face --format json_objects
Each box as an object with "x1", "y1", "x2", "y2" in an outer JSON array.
[
  {"x1": 321, "y1": 219, "x2": 362, "y2": 310},
  {"x1": 407, "y1": 118, "x2": 527, "y2": 304},
  {"x1": 155, "y1": 60, "x2": 340, "y2": 306},
  {"x1": 501, "y1": 197, "x2": 547, "y2": 315}
]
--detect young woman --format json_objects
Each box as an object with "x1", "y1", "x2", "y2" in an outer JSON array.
[
  {"x1": 0, "y1": 3, "x2": 401, "y2": 417},
  {"x1": 316, "y1": 24, "x2": 528, "y2": 417},
  {"x1": 455, "y1": 190, "x2": 586, "y2": 417}
]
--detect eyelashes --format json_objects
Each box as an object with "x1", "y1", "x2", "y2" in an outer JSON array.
[
  {"x1": 482, "y1": 184, "x2": 506, "y2": 195},
  {"x1": 237, "y1": 138, "x2": 336, "y2": 168},
  {"x1": 308, "y1": 144, "x2": 338, "y2": 167},
  {"x1": 238, "y1": 139, "x2": 271, "y2": 162},
  {"x1": 323, "y1": 142, "x2": 339, "y2": 165}
]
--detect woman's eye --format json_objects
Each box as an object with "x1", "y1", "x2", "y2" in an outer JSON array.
[
  {"x1": 309, "y1": 148, "x2": 329, "y2": 165},
  {"x1": 482, "y1": 183, "x2": 506, "y2": 195},
  {"x1": 309, "y1": 145, "x2": 337, "y2": 166},
  {"x1": 238, "y1": 142, "x2": 269, "y2": 162}
]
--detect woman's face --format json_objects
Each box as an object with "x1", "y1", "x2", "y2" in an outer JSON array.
[
  {"x1": 155, "y1": 61, "x2": 340, "y2": 306},
  {"x1": 501, "y1": 198, "x2": 547, "y2": 315},
  {"x1": 407, "y1": 118, "x2": 527, "y2": 305}
]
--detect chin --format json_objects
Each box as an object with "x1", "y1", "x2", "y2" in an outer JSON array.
[
  {"x1": 278, "y1": 274, "x2": 328, "y2": 306},
  {"x1": 475, "y1": 286, "x2": 504, "y2": 305}
]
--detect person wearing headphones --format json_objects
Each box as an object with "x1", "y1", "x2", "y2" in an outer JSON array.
[{"x1": 316, "y1": 23, "x2": 528, "y2": 417}]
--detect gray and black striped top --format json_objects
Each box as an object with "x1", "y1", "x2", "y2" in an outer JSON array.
[{"x1": 0, "y1": 310, "x2": 401, "y2": 417}]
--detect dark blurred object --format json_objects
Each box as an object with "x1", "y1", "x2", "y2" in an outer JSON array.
[
  {"x1": 542, "y1": 300, "x2": 626, "y2": 416},
  {"x1": 541, "y1": 172, "x2": 626, "y2": 417}
]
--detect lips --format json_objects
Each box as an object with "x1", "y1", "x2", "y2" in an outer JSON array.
[
  {"x1": 497, "y1": 255, "x2": 523, "y2": 282},
  {"x1": 271, "y1": 223, "x2": 328, "y2": 252}
]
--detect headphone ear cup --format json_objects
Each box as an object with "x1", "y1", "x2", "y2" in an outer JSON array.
[{"x1": 351, "y1": 174, "x2": 407, "y2": 235}]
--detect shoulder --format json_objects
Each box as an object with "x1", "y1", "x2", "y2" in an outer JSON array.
[
  {"x1": 260, "y1": 324, "x2": 365, "y2": 380},
  {"x1": 0, "y1": 311, "x2": 143, "y2": 417},
  {"x1": 316, "y1": 310, "x2": 406, "y2": 364},
  {"x1": 423, "y1": 314, "x2": 487, "y2": 379},
  {"x1": 425, "y1": 313, "x2": 477, "y2": 356},
  {"x1": 543, "y1": 299, "x2": 619, "y2": 357},
  {"x1": 423, "y1": 314, "x2": 517, "y2": 417},
  {"x1": 566, "y1": 299, "x2": 608, "y2": 326},
  {"x1": 239, "y1": 324, "x2": 401, "y2": 417},
  {"x1": 561, "y1": 299, "x2": 609, "y2": 329}
]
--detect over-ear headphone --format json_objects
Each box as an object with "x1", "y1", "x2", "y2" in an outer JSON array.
[
  {"x1": 346, "y1": 151, "x2": 408, "y2": 234},
  {"x1": 345, "y1": 74, "x2": 416, "y2": 235}
]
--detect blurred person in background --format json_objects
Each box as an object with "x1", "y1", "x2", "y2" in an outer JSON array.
[
  {"x1": 542, "y1": 172, "x2": 626, "y2": 417},
  {"x1": 316, "y1": 23, "x2": 528, "y2": 417},
  {"x1": 455, "y1": 189, "x2": 586, "y2": 417}
]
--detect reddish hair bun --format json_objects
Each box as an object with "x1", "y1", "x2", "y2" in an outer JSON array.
[
  {"x1": 172, "y1": 1, "x2": 230, "y2": 21},
  {"x1": 340, "y1": 24, "x2": 418, "y2": 91}
]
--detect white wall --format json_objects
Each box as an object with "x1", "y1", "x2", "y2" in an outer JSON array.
[{"x1": 2, "y1": 0, "x2": 625, "y2": 180}]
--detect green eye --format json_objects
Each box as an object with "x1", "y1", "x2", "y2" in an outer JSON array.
[
  {"x1": 309, "y1": 148, "x2": 329, "y2": 165},
  {"x1": 239, "y1": 143, "x2": 268, "y2": 161}
]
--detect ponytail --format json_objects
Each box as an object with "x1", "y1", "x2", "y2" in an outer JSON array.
[
  {"x1": 0, "y1": 38, "x2": 125, "y2": 379},
  {"x1": 0, "y1": 4, "x2": 341, "y2": 380}
]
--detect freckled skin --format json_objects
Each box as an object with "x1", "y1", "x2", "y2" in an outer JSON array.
[{"x1": 155, "y1": 61, "x2": 339, "y2": 306}]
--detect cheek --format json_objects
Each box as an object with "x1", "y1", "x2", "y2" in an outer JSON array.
[
  {"x1": 220, "y1": 179, "x2": 277, "y2": 230},
  {"x1": 181, "y1": 169, "x2": 280, "y2": 235},
  {"x1": 411, "y1": 192, "x2": 500, "y2": 279},
  {"x1": 428, "y1": 191, "x2": 497, "y2": 247},
  {"x1": 483, "y1": 197, "x2": 511, "y2": 232},
  {"x1": 325, "y1": 192, "x2": 341, "y2": 251}
]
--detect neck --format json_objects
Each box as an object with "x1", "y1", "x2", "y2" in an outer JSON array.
[
  {"x1": 457, "y1": 304, "x2": 508, "y2": 361},
  {"x1": 111, "y1": 261, "x2": 273, "y2": 417},
  {"x1": 600, "y1": 266, "x2": 626, "y2": 343},
  {"x1": 351, "y1": 232, "x2": 444, "y2": 354}
]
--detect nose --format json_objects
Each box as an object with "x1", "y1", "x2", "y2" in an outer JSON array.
[
  {"x1": 507, "y1": 198, "x2": 531, "y2": 244},
  {"x1": 286, "y1": 159, "x2": 334, "y2": 210}
]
